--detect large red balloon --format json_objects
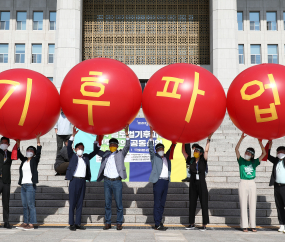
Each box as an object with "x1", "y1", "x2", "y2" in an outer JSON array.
[
  {"x1": 142, "y1": 63, "x2": 226, "y2": 143},
  {"x1": 60, "y1": 58, "x2": 142, "y2": 135},
  {"x1": 227, "y1": 64, "x2": 285, "y2": 140},
  {"x1": 0, "y1": 69, "x2": 60, "y2": 140}
]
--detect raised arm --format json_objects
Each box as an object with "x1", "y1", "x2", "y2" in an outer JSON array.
[
  {"x1": 67, "y1": 127, "x2": 78, "y2": 160},
  {"x1": 258, "y1": 139, "x2": 266, "y2": 162},
  {"x1": 267, "y1": 140, "x2": 276, "y2": 163},
  {"x1": 235, "y1": 133, "x2": 247, "y2": 160},
  {"x1": 166, "y1": 143, "x2": 176, "y2": 157},
  {"x1": 16, "y1": 139, "x2": 26, "y2": 162},
  {"x1": 182, "y1": 144, "x2": 188, "y2": 160},
  {"x1": 148, "y1": 126, "x2": 155, "y2": 160},
  {"x1": 88, "y1": 141, "x2": 100, "y2": 160},
  {"x1": 204, "y1": 133, "x2": 213, "y2": 161},
  {"x1": 35, "y1": 133, "x2": 42, "y2": 162},
  {"x1": 122, "y1": 124, "x2": 130, "y2": 157}
]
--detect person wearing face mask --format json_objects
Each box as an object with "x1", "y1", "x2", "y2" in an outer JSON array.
[
  {"x1": 0, "y1": 137, "x2": 13, "y2": 229},
  {"x1": 96, "y1": 125, "x2": 130, "y2": 231},
  {"x1": 54, "y1": 110, "x2": 72, "y2": 155},
  {"x1": 266, "y1": 141, "x2": 285, "y2": 233},
  {"x1": 235, "y1": 133, "x2": 266, "y2": 232},
  {"x1": 185, "y1": 134, "x2": 213, "y2": 232},
  {"x1": 148, "y1": 126, "x2": 176, "y2": 231},
  {"x1": 66, "y1": 127, "x2": 100, "y2": 231},
  {"x1": 182, "y1": 143, "x2": 209, "y2": 182},
  {"x1": 16, "y1": 134, "x2": 42, "y2": 231}
]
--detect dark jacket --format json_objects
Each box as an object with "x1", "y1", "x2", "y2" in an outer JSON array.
[
  {"x1": 267, "y1": 149, "x2": 285, "y2": 186},
  {"x1": 185, "y1": 143, "x2": 208, "y2": 174},
  {"x1": 54, "y1": 146, "x2": 69, "y2": 170},
  {"x1": 18, "y1": 146, "x2": 42, "y2": 185},
  {"x1": 0, "y1": 149, "x2": 12, "y2": 184},
  {"x1": 66, "y1": 140, "x2": 99, "y2": 181}
]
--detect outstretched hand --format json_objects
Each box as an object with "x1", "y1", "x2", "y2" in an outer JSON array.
[
  {"x1": 124, "y1": 124, "x2": 129, "y2": 135},
  {"x1": 208, "y1": 133, "x2": 214, "y2": 140},
  {"x1": 73, "y1": 127, "x2": 79, "y2": 136},
  {"x1": 36, "y1": 133, "x2": 41, "y2": 145},
  {"x1": 149, "y1": 125, "x2": 153, "y2": 138},
  {"x1": 241, "y1": 132, "x2": 247, "y2": 139}
]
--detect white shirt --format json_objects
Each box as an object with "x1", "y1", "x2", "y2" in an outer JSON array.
[
  {"x1": 69, "y1": 136, "x2": 86, "y2": 178},
  {"x1": 104, "y1": 153, "x2": 119, "y2": 178},
  {"x1": 54, "y1": 112, "x2": 72, "y2": 135},
  {"x1": 160, "y1": 157, "x2": 169, "y2": 178},
  {"x1": 276, "y1": 159, "x2": 285, "y2": 184},
  {"x1": 21, "y1": 161, "x2": 32, "y2": 184}
]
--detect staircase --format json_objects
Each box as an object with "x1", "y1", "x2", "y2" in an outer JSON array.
[{"x1": 1, "y1": 113, "x2": 282, "y2": 226}]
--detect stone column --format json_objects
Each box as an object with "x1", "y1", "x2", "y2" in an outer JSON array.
[
  {"x1": 53, "y1": 0, "x2": 83, "y2": 88},
  {"x1": 210, "y1": 0, "x2": 239, "y2": 91}
]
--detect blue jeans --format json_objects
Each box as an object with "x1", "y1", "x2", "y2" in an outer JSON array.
[
  {"x1": 104, "y1": 179, "x2": 123, "y2": 224},
  {"x1": 21, "y1": 184, "x2": 37, "y2": 224}
]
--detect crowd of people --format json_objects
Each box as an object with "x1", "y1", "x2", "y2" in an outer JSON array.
[{"x1": 0, "y1": 112, "x2": 284, "y2": 233}]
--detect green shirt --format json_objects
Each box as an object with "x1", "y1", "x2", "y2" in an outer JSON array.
[{"x1": 238, "y1": 157, "x2": 260, "y2": 180}]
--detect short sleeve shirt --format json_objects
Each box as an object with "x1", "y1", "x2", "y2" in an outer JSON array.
[{"x1": 238, "y1": 157, "x2": 260, "y2": 180}]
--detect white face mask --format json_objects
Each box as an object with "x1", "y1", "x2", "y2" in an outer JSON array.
[
  {"x1": 0, "y1": 144, "x2": 8, "y2": 150},
  {"x1": 26, "y1": 152, "x2": 34, "y2": 158},
  {"x1": 244, "y1": 155, "x2": 251, "y2": 160},
  {"x1": 77, "y1": 150, "x2": 83, "y2": 157},
  {"x1": 158, "y1": 151, "x2": 164, "y2": 157},
  {"x1": 277, "y1": 153, "x2": 285, "y2": 160}
]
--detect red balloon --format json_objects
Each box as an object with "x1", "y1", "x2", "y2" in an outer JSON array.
[
  {"x1": 227, "y1": 64, "x2": 285, "y2": 140},
  {"x1": 0, "y1": 69, "x2": 60, "y2": 140},
  {"x1": 60, "y1": 58, "x2": 142, "y2": 135},
  {"x1": 142, "y1": 63, "x2": 226, "y2": 143}
]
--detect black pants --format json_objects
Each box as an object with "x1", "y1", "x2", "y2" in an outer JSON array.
[
  {"x1": 0, "y1": 178, "x2": 10, "y2": 223},
  {"x1": 69, "y1": 178, "x2": 86, "y2": 225},
  {"x1": 56, "y1": 134, "x2": 71, "y2": 155},
  {"x1": 274, "y1": 184, "x2": 285, "y2": 225},
  {"x1": 189, "y1": 179, "x2": 209, "y2": 225}
]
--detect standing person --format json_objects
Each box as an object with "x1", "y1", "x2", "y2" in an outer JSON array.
[
  {"x1": 96, "y1": 125, "x2": 130, "y2": 231},
  {"x1": 54, "y1": 110, "x2": 72, "y2": 155},
  {"x1": 148, "y1": 126, "x2": 176, "y2": 231},
  {"x1": 66, "y1": 127, "x2": 100, "y2": 231},
  {"x1": 54, "y1": 139, "x2": 69, "y2": 175},
  {"x1": 181, "y1": 143, "x2": 199, "y2": 182},
  {"x1": 235, "y1": 133, "x2": 266, "y2": 232},
  {"x1": 266, "y1": 140, "x2": 285, "y2": 233},
  {"x1": 0, "y1": 137, "x2": 12, "y2": 229},
  {"x1": 16, "y1": 134, "x2": 42, "y2": 231},
  {"x1": 185, "y1": 133, "x2": 213, "y2": 231}
]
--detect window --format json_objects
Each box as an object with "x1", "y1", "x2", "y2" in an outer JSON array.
[
  {"x1": 238, "y1": 45, "x2": 244, "y2": 64},
  {"x1": 48, "y1": 44, "x2": 55, "y2": 63},
  {"x1": 0, "y1": 12, "x2": 10, "y2": 30},
  {"x1": 32, "y1": 44, "x2": 42, "y2": 63},
  {"x1": 0, "y1": 44, "x2": 8, "y2": 63},
  {"x1": 250, "y1": 45, "x2": 261, "y2": 64},
  {"x1": 268, "y1": 45, "x2": 278, "y2": 64},
  {"x1": 267, "y1": 12, "x2": 277, "y2": 31},
  {"x1": 250, "y1": 12, "x2": 260, "y2": 30},
  {"x1": 33, "y1": 12, "x2": 43, "y2": 30},
  {"x1": 16, "y1": 12, "x2": 27, "y2": 30},
  {"x1": 48, "y1": 77, "x2": 53, "y2": 82},
  {"x1": 237, "y1": 12, "x2": 243, "y2": 31},
  {"x1": 15, "y1": 44, "x2": 25, "y2": 63},
  {"x1": 49, "y1": 12, "x2": 56, "y2": 30}
]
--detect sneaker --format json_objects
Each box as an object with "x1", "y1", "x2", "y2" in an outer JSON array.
[
  {"x1": 16, "y1": 223, "x2": 27, "y2": 229},
  {"x1": 154, "y1": 225, "x2": 167, "y2": 231},
  {"x1": 185, "y1": 224, "x2": 196, "y2": 230},
  {"x1": 23, "y1": 224, "x2": 34, "y2": 231},
  {"x1": 278, "y1": 225, "x2": 285, "y2": 232},
  {"x1": 200, "y1": 226, "x2": 206, "y2": 232}
]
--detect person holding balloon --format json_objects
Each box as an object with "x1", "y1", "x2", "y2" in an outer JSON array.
[
  {"x1": 184, "y1": 134, "x2": 213, "y2": 231},
  {"x1": 148, "y1": 126, "x2": 176, "y2": 231},
  {"x1": 15, "y1": 134, "x2": 42, "y2": 231},
  {"x1": 266, "y1": 140, "x2": 285, "y2": 233},
  {"x1": 235, "y1": 133, "x2": 266, "y2": 232},
  {"x1": 66, "y1": 127, "x2": 100, "y2": 231},
  {"x1": 96, "y1": 125, "x2": 130, "y2": 231}
]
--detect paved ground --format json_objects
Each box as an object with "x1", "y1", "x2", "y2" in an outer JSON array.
[{"x1": 0, "y1": 226, "x2": 284, "y2": 242}]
